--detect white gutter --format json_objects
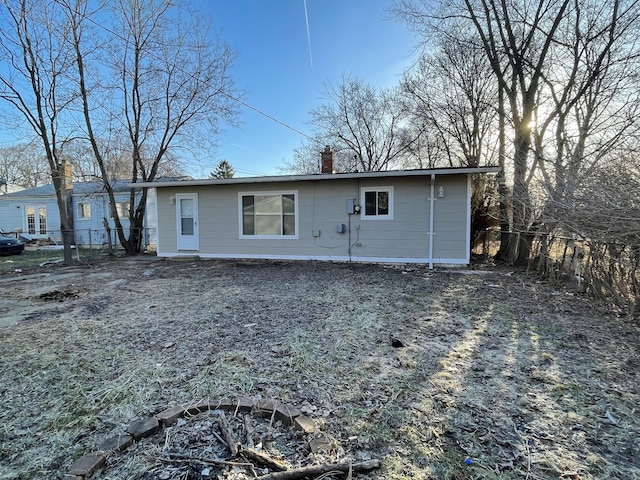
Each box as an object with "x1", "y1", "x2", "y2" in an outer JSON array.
[{"x1": 428, "y1": 173, "x2": 435, "y2": 270}]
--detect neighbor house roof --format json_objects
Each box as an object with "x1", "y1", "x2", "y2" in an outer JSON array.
[
  {"x1": 0, "y1": 180, "x2": 133, "y2": 198},
  {"x1": 131, "y1": 166, "x2": 501, "y2": 188},
  {"x1": 1, "y1": 176, "x2": 192, "y2": 198}
]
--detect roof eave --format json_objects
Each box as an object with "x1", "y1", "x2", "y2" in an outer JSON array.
[{"x1": 130, "y1": 166, "x2": 501, "y2": 189}]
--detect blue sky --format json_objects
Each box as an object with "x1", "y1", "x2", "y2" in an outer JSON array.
[
  {"x1": 0, "y1": 1, "x2": 422, "y2": 179},
  {"x1": 203, "y1": 0, "x2": 421, "y2": 177}
]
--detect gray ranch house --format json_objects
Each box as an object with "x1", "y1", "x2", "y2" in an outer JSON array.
[
  {"x1": 137, "y1": 163, "x2": 499, "y2": 267},
  {"x1": 0, "y1": 180, "x2": 157, "y2": 248}
]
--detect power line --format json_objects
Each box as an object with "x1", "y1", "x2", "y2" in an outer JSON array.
[
  {"x1": 50, "y1": 0, "x2": 315, "y2": 143},
  {"x1": 220, "y1": 92, "x2": 313, "y2": 141}
]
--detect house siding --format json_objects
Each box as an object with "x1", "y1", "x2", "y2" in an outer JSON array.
[
  {"x1": 432, "y1": 176, "x2": 469, "y2": 262},
  {"x1": 155, "y1": 174, "x2": 471, "y2": 264},
  {"x1": 0, "y1": 197, "x2": 61, "y2": 239},
  {"x1": 0, "y1": 183, "x2": 157, "y2": 248}
]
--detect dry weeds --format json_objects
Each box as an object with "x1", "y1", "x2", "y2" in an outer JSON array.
[{"x1": 0, "y1": 257, "x2": 638, "y2": 479}]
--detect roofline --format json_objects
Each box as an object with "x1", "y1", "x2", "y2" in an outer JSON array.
[{"x1": 130, "y1": 166, "x2": 501, "y2": 188}]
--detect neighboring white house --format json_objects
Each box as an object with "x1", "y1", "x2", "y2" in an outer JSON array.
[
  {"x1": 134, "y1": 165, "x2": 500, "y2": 267},
  {"x1": 0, "y1": 180, "x2": 157, "y2": 248}
]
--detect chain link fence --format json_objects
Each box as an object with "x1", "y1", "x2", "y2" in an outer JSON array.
[{"x1": 16, "y1": 227, "x2": 156, "y2": 261}]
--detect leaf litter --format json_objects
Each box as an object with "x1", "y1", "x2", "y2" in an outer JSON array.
[{"x1": 0, "y1": 257, "x2": 638, "y2": 479}]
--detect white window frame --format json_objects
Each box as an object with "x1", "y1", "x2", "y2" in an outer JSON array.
[
  {"x1": 360, "y1": 186, "x2": 394, "y2": 220},
  {"x1": 238, "y1": 190, "x2": 299, "y2": 239},
  {"x1": 77, "y1": 202, "x2": 91, "y2": 220}
]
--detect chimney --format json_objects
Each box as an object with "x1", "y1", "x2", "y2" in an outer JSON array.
[
  {"x1": 320, "y1": 146, "x2": 334, "y2": 174},
  {"x1": 63, "y1": 162, "x2": 73, "y2": 191}
]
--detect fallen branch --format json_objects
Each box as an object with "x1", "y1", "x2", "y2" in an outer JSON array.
[
  {"x1": 160, "y1": 453, "x2": 252, "y2": 468},
  {"x1": 241, "y1": 446, "x2": 289, "y2": 472},
  {"x1": 217, "y1": 411, "x2": 240, "y2": 455},
  {"x1": 256, "y1": 459, "x2": 380, "y2": 480},
  {"x1": 244, "y1": 414, "x2": 255, "y2": 449}
]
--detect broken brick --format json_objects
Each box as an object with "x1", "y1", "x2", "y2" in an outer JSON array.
[
  {"x1": 255, "y1": 399, "x2": 278, "y2": 418},
  {"x1": 274, "y1": 404, "x2": 302, "y2": 426},
  {"x1": 226, "y1": 396, "x2": 254, "y2": 414},
  {"x1": 185, "y1": 400, "x2": 214, "y2": 416},
  {"x1": 156, "y1": 406, "x2": 185, "y2": 426},
  {"x1": 293, "y1": 415, "x2": 316, "y2": 433},
  {"x1": 98, "y1": 433, "x2": 133, "y2": 452},
  {"x1": 127, "y1": 416, "x2": 159, "y2": 441},
  {"x1": 67, "y1": 452, "x2": 106, "y2": 476}
]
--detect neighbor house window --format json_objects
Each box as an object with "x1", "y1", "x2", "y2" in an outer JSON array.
[
  {"x1": 240, "y1": 192, "x2": 297, "y2": 238},
  {"x1": 78, "y1": 202, "x2": 91, "y2": 220},
  {"x1": 361, "y1": 187, "x2": 393, "y2": 219},
  {"x1": 110, "y1": 202, "x2": 130, "y2": 218}
]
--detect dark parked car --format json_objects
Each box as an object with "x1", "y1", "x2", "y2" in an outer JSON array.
[{"x1": 0, "y1": 235, "x2": 25, "y2": 255}]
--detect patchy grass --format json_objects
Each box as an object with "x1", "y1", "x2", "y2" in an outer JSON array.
[
  {"x1": 0, "y1": 258, "x2": 638, "y2": 479},
  {"x1": 0, "y1": 247, "x2": 118, "y2": 274}
]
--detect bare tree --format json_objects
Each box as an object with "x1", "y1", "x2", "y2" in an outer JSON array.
[
  {"x1": 62, "y1": 137, "x2": 185, "y2": 182},
  {"x1": 402, "y1": 37, "x2": 499, "y2": 169},
  {"x1": 65, "y1": 0, "x2": 240, "y2": 253},
  {"x1": 0, "y1": 0, "x2": 77, "y2": 263},
  {"x1": 308, "y1": 77, "x2": 423, "y2": 172},
  {"x1": 0, "y1": 142, "x2": 50, "y2": 188},
  {"x1": 395, "y1": 0, "x2": 640, "y2": 265},
  {"x1": 280, "y1": 141, "x2": 360, "y2": 175}
]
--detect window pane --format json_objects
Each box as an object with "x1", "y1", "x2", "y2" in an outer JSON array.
[
  {"x1": 180, "y1": 198, "x2": 193, "y2": 217},
  {"x1": 181, "y1": 218, "x2": 194, "y2": 235},
  {"x1": 254, "y1": 195, "x2": 281, "y2": 214},
  {"x1": 256, "y1": 215, "x2": 281, "y2": 235},
  {"x1": 364, "y1": 191, "x2": 376, "y2": 215},
  {"x1": 377, "y1": 191, "x2": 389, "y2": 215},
  {"x1": 282, "y1": 194, "x2": 295, "y2": 214},
  {"x1": 78, "y1": 203, "x2": 90, "y2": 218},
  {"x1": 27, "y1": 207, "x2": 35, "y2": 234},
  {"x1": 115, "y1": 202, "x2": 130, "y2": 218},
  {"x1": 243, "y1": 214, "x2": 254, "y2": 235},
  {"x1": 242, "y1": 196, "x2": 254, "y2": 215},
  {"x1": 283, "y1": 214, "x2": 295, "y2": 235},
  {"x1": 38, "y1": 207, "x2": 47, "y2": 234}
]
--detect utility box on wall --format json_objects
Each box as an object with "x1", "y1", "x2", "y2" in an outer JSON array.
[{"x1": 346, "y1": 198, "x2": 360, "y2": 214}]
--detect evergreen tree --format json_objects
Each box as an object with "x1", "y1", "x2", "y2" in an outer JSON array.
[{"x1": 210, "y1": 160, "x2": 235, "y2": 179}]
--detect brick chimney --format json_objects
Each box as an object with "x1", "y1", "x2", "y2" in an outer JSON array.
[
  {"x1": 320, "y1": 146, "x2": 334, "y2": 174},
  {"x1": 63, "y1": 162, "x2": 73, "y2": 191}
]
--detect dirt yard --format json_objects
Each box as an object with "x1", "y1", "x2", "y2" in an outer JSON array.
[{"x1": 0, "y1": 256, "x2": 638, "y2": 480}]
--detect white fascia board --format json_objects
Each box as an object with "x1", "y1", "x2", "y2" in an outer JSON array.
[{"x1": 131, "y1": 166, "x2": 501, "y2": 189}]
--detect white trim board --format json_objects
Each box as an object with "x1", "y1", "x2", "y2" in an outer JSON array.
[{"x1": 156, "y1": 251, "x2": 469, "y2": 265}]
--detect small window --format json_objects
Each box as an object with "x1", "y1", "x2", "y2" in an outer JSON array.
[
  {"x1": 110, "y1": 202, "x2": 130, "y2": 218},
  {"x1": 361, "y1": 187, "x2": 393, "y2": 219},
  {"x1": 78, "y1": 202, "x2": 91, "y2": 220},
  {"x1": 239, "y1": 192, "x2": 298, "y2": 238}
]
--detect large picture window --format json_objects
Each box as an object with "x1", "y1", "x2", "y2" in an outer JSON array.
[
  {"x1": 361, "y1": 187, "x2": 393, "y2": 219},
  {"x1": 240, "y1": 192, "x2": 297, "y2": 238}
]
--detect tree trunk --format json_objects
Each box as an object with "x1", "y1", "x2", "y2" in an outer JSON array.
[{"x1": 495, "y1": 86, "x2": 512, "y2": 262}]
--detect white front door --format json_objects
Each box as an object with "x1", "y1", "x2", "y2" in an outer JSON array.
[{"x1": 176, "y1": 193, "x2": 199, "y2": 251}]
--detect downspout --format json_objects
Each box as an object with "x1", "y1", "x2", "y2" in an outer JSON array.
[{"x1": 428, "y1": 174, "x2": 435, "y2": 269}]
